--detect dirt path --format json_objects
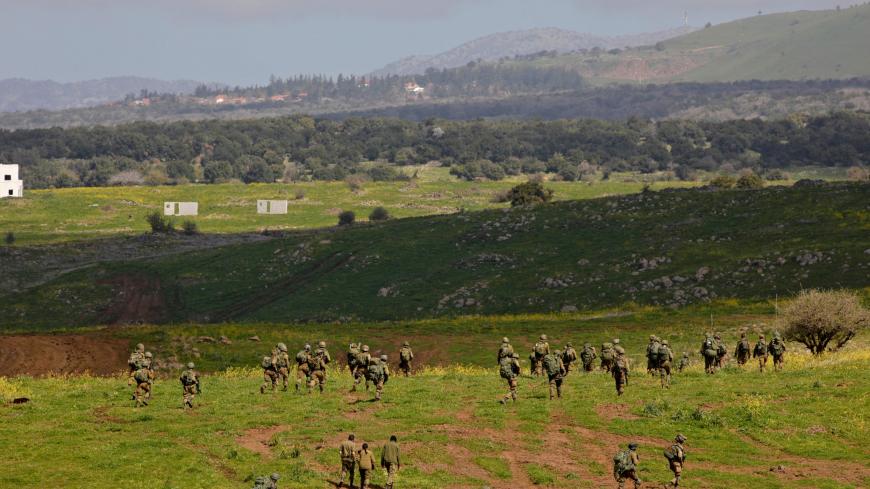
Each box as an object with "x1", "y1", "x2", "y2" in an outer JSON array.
[{"x1": 0, "y1": 334, "x2": 129, "y2": 376}]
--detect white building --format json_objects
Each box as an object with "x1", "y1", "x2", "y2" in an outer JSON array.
[
  {"x1": 0, "y1": 164, "x2": 23, "y2": 198},
  {"x1": 257, "y1": 200, "x2": 288, "y2": 215},
  {"x1": 164, "y1": 202, "x2": 199, "y2": 216}
]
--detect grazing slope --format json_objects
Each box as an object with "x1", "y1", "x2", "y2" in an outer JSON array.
[{"x1": 2, "y1": 183, "x2": 867, "y2": 329}]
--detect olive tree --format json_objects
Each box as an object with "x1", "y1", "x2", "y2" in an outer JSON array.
[{"x1": 779, "y1": 289, "x2": 869, "y2": 355}]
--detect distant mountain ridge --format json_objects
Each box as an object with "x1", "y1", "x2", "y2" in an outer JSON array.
[
  {"x1": 370, "y1": 26, "x2": 696, "y2": 76},
  {"x1": 0, "y1": 77, "x2": 206, "y2": 113}
]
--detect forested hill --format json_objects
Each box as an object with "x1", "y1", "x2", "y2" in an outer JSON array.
[{"x1": 2, "y1": 112, "x2": 869, "y2": 189}]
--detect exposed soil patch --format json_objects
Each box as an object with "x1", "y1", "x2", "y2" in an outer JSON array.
[
  {"x1": 595, "y1": 402, "x2": 641, "y2": 422},
  {"x1": 0, "y1": 333, "x2": 129, "y2": 376},
  {"x1": 99, "y1": 273, "x2": 168, "y2": 325},
  {"x1": 235, "y1": 425, "x2": 290, "y2": 459}
]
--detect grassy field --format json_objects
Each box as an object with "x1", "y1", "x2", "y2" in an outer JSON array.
[{"x1": 1, "y1": 307, "x2": 868, "y2": 489}]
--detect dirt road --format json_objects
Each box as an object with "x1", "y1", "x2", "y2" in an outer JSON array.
[{"x1": 0, "y1": 334, "x2": 129, "y2": 376}]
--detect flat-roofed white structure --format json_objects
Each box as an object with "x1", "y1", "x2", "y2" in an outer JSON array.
[
  {"x1": 257, "y1": 200, "x2": 288, "y2": 215},
  {"x1": 0, "y1": 164, "x2": 23, "y2": 198},
  {"x1": 164, "y1": 202, "x2": 199, "y2": 216}
]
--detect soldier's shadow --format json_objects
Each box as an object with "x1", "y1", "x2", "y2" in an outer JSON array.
[
  {"x1": 325, "y1": 481, "x2": 385, "y2": 489},
  {"x1": 347, "y1": 398, "x2": 379, "y2": 405}
]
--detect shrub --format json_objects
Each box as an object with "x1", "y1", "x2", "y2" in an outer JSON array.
[
  {"x1": 779, "y1": 289, "x2": 869, "y2": 355},
  {"x1": 490, "y1": 190, "x2": 511, "y2": 204},
  {"x1": 369, "y1": 207, "x2": 390, "y2": 221},
  {"x1": 708, "y1": 175, "x2": 736, "y2": 189},
  {"x1": 338, "y1": 210, "x2": 356, "y2": 226},
  {"x1": 506, "y1": 182, "x2": 554, "y2": 207},
  {"x1": 4, "y1": 232, "x2": 14, "y2": 245},
  {"x1": 345, "y1": 174, "x2": 368, "y2": 192},
  {"x1": 294, "y1": 190, "x2": 306, "y2": 200},
  {"x1": 146, "y1": 212, "x2": 174, "y2": 234},
  {"x1": 736, "y1": 172, "x2": 764, "y2": 189},
  {"x1": 764, "y1": 169, "x2": 789, "y2": 181},
  {"x1": 182, "y1": 221, "x2": 199, "y2": 236}
]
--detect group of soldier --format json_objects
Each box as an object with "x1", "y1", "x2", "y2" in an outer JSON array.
[
  {"x1": 613, "y1": 434, "x2": 688, "y2": 488},
  {"x1": 697, "y1": 330, "x2": 787, "y2": 374},
  {"x1": 128, "y1": 343, "x2": 200, "y2": 409},
  {"x1": 338, "y1": 433, "x2": 402, "y2": 489}
]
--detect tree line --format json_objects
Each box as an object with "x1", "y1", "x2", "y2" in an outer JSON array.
[{"x1": 1, "y1": 111, "x2": 868, "y2": 188}]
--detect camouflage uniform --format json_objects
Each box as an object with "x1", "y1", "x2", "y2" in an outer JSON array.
[
  {"x1": 734, "y1": 332, "x2": 752, "y2": 366},
  {"x1": 127, "y1": 343, "x2": 145, "y2": 392},
  {"x1": 499, "y1": 352, "x2": 521, "y2": 404},
  {"x1": 753, "y1": 335, "x2": 769, "y2": 372},
  {"x1": 646, "y1": 335, "x2": 661, "y2": 375},
  {"x1": 714, "y1": 334, "x2": 727, "y2": 369},
  {"x1": 399, "y1": 342, "x2": 414, "y2": 376},
  {"x1": 658, "y1": 340, "x2": 674, "y2": 389},
  {"x1": 338, "y1": 435, "x2": 356, "y2": 488},
  {"x1": 381, "y1": 437, "x2": 401, "y2": 489},
  {"x1": 562, "y1": 343, "x2": 578, "y2": 374},
  {"x1": 260, "y1": 350, "x2": 279, "y2": 394},
  {"x1": 347, "y1": 343, "x2": 360, "y2": 375},
  {"x1": 267, "y1": 473, "x2": 280, "y2": 489},
  {"x1": 612, "y1": 346, "x2": 630, "y2": 396},
  {"x1": 665, "y1": 435, "x2": 687, "y2": 487},
  {"x1": 180, "y1": 362, "x2": 199, "y2": 409},
  {"x1": 308, "y1": 341, "x2": 331, "y2": 393},
  {"x1": 368, "y1": 355, "x2": 390, "y2": 401},
  {"x1": 600, "y1": 341, "x2": 615, "y2": 373},
  {"x1": 613, "y1": 443, "x2": 641, "y2": 489},
  {"x1": 295, "y1": 344, "x2": 311, "y2": 392},
  {"x1": 353, "y1": 345, "x2": 372, "y2": 391},
  {"x1": 768, "y1": 333, "x2": 786, "y2": 371},
  {"x1": 133, "y1": 365, "x2": 153, "y2": 407},
  {"x1": 275, "y1": 343, "x2": 290, "y2": 391},
  {"x1": 700, "y1": 334, "x2": 718, "y2": 374},
  {"x1": 497, "y1": 337, "x2": 514, "y2": 364},
  {"x1": 532, "y1": 335, "x2": 550, "y2": 377},
  {"x1": 580, "y1": 343, "x2": 597, "y2": 372},
  {"x1": 544, "y1": 350, "x2": 566, "y2": 400},
  {"x1": 678, "y1": 353, "x2": 689, "y2": 373}
]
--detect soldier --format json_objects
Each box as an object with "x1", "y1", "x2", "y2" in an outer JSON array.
[
  {"x1": 613, "y1": 442, "x2": 641, "y2": 489},
  {"x1": 252, "y1": 474, "x2": 279, "y2": 489},
  {"x1": 612, "y1": 345, "x2": 630, "y2": 396},
  {"x1": 646, "y1": 335, "x2": 661, "y2": 375},
  {"x1": 295, "y1": 344, "x2": 311, "y2": 392},
  {"x1": 734, "y1": 332, "x2": 751, "y2": 366},
  {"x1": 499, "y1": 352, "x2": 521, "y2": 404},
  {"x1": 664, "y1": 434, "x2": 687, "y2": 487},
  {"x1": 658, "y1": 340, "x2": 674, "y2": 388},
  {"x1": 275, "y1": 343, "x2": 290, "y2": 391},
  {"x1": 768, "y1": 332, "x2": 786, "y2": 371},
  {"x1": 127, "y1": 343, "x2": 146, "y2": 396},
  {"x1": 308, "y1": 341, "x2": 331, "y2": 393},
  {"x1": 357, "y1": 442, "x2": 376, "y2": 489},
  {"x1": 700, "y1": 334, "x2": 718, "y2": 374},
  {"x1": 398, "y1": 341, "x2": 414, "y2": 376},
  {"x1": 267, "y1": 473, "x2": 280, "y2": 489},
  {"x1": 338, "y1": 434, "x2": 356, "y2": 489},
  {"x1": 753, "y1": 334, "x2": 769, "y2": 372},
  {"x1": 714, "y1": 334, "x2": 727, "y2": 369},
  {"x1": 180, "y1": 362, "x2": 200, "y2": 409},
  {"x1": 347, "y1": 342, "x2": 360, "y2": 375},
  {"x1": 678, "y1": 352, "x2": 690, "y2": 373},
  {"x1": 543, "y1": 349, "x2": 566, "y2": 400},
  {"x1": 142, "y1": 351, "x2": 155, "y2": 400},
  {"x1": 600, "y1": 340, "x2": 615, "y2": 373},
  {"x1": 260, "y1": 349, "x2": 279, "y2": 394},
  {"x1": 497, "y1": 337, "x2": 514, "y2": 364},
  {"x1": 132, "y1": 362, "x2": 152, "y2": 407},
  {"x1": 368, "y1": 354, "x2": 391, "y2": 401},
  {"x1": 353, "y1": 345, "x2": 372, "y2": 392},
  {"x1": 381, "y1": 435, "x2": 401, "y2": 489},
  {"x1": 580, "y1": 342, "x2": 597, "y2": 372},
  {"x1": 562, "y1": 342, "x2": 578, "y2": 374},
  {"x1": 532, "y1": 334, "x2": 550, "y2": 376}
]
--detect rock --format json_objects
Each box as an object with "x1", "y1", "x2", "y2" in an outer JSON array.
[
  {"x1": 377, "y1": 287, "x2": 393, "y2": 297},
  {"x1": 769, "y1": 464, "x2": 786, "y2": 473},
  {"x1": 12, "y1": 397, "x2": 30, "y2": 404},
  {"x1": 561, "y1": 305, "x2": 578, "y2": 313},
  {"x1": 695, "y1": 267, "x2": 710, "y2": 281},
  {"x1": 248, "y1": 335, "x2": 261, "y2": 342},
  {"x1": 219, "y1": 335, "x2": 232, "y2": 345},
  {"x1": 864, "y1": 249, "x2": 870, "y2": 255},
  {"x1": 577, "y1": 259, "x2": 590, "y2": 266},
  {"x1": 197, "y1": 336, "x2": 217, "y2": 343}
]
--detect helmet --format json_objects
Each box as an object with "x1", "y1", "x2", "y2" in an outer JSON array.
[
  {"x1": 675, "y1": 434, "x2": 687, "y2": 443},
  {"x1": 403, "y1": 341, "x2": 410, "y2": 347},
  {"x1": 136, "y1": 343, "x2": 144, "y2": 351},
  {"x1": 740, "y1": 332, "x2": 746, "y2": 338},
  {"x1": 649, "y1": 335, "x2": 655, "y2": 341},
  {"x1": 714, "y1": 334, "x2": 721, "y2": 340},
  {"x1": 187, "y1": 362, "x2": 195, "y2": 369},
  {"x1": 613, "y1": 338, "x2": 620, "y2": 344},
  {"x1": 584, "y1": 342, "x2": 591, "y2": 348},
  {"x1": 628, "y1": 443, "x2": 638, "y2": 450},
  {"x1": 270, "y1": 473, "x2": 280, "y2": 481},
  {"x1": 566, "y1": 342, "x2": 572, "y2": 347},
  {"x1": 773, "y1": 331, "x2": 781, "y2": 338},
  {"x1": 362, "y1": 345, "x2": 370, "y2": 352},
  {"x1": 277, "y1": 343, "x2": 287, "y2": 352},
  {"x1": 614, "y1": 346, "x2": 625, "y2": 354},
  {"x1": 759, "y1": 334, "x2": 765, "y2": 339},
  {"x1": 540, "y1": 334, "x2": 548, "y2": 341},
  {"x1": 662, "y1": 340, "x2": 669, "y2": 346},
  {"x1": 511, "y1": 353, "x2": 519, "y2": 359},
  {"x1": 380, "y1": 354, "x2": 388, "y2": 361},
  {"x1": 554, "y1": 350, "x2": 562, "y2": 356},
  {"x1": 502, "y1": 337, "x2": 509, "y2": 343},
  {"x1": 144, "y1": 352, "x2": 153, "y2": 358},
  {"x1": 682, "y1": 352, "x2": 689, "y2": 357},
  {"x1": 318, "y1": 341, "x2": 326, "y2": 348},
  {"x1": 304, "y1": 344, "x2": 311, "y2": 351}
]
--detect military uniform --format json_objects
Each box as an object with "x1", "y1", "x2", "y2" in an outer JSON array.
[
  {"x1": 678, "y1": 353, "x2": 689, "y2": 373},
  {"x1": 339, "y1": 436, "x2": 356, "y2": 488},
  {"x1": 612, "y1": 346, "x2": 630, "y2": 396},
  {"x1": 381, "y1": 438, "x2": 401, "y2": 489},
  {"x1": 532, "y1": 335, "x2": 550, "y2": 376},
  {"x1": 260, "y1": 350, "x2": 279, "y2": 394},
  {"x1": 399, "y1": 342, "x2": 414, "y2": 376},
  {"x1": 308, "y1": 342, "x2": 331, "y2": 393},
  {"x1": 357, "y1": 446, "x2": 377, "y2": 489},
  {"x1": 700, "y1": 335, "x2": 717, "y2": 374},
  {"x1": 133, "y1": 367, "x2": 153, "y2": 407},
  {"x1": 580, "y1": 343, "x2": 597, "y2": 372},
  {"x1": 614, "y1": 444, "x2": 641, "y2": 489},
  {"x1": 368, "y1": 355, "x2": 390, "y2": 401},
  {"x1": 295, "y1": 345, "x2": 311, "y2": 392},
  {"x1": 646, "y1": 335, "x2": 661, "y2": 375},
  {"x1": 753, "y1": 335, "x2": 769, "y2": 372},
  {"x1": 658, "y1": 340, "x2": 674, "y2": 388},
  {"x1": 562, "y1": 343, "x2": 578, "y2": 373},
  {"x1": 544, "y1": 350, "x2": 566, "y2": 400},
  {"x1": 497, "y1": 337, "x2": 514, "y2": 364},
  {"x1": 353, "y1": 346, "x2": 372, "y2": 391},
  {"x1": 714, "y1": 334, "x2": 727, "y2": 369},
  {"x1": 768, "y1": 334, "x2": 786, "y2": 371},
  {"x1": 665, "y1": 435, "x2": 687, "y2": 487},
  {"x1": 600, "y1": 342, "x2": 615, "y2": 372},
  {"x1": 347, "y1": 343, "x2": 360, "y2": 375},
  {"x1": 735, "y1": 333, "x2": 752, "y2": 366},
  {"x1": 180, "y1": 362, "x2": 199, "y2": 409},
  {"x1": 499, "y1": 353, "x2": 521, "y2": 404},
  {"x1": 127, "y1": 343, "x2": 146, "y2": 395},
  {"x1": 274, "y1": 343, "x2": 290, "y2": 391}
]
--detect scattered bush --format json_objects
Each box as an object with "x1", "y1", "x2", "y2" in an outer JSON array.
[
  {"x1": 708, "y1": 175, "x2": 736, "y2": 189},
  {"x1": 780, "y1": 289, "x2": 869, "y2": 355},
  {"x1": 182, "y1": 221, "x2": 199, "y2": 236},
  {"x1": 338, "y1": 210, "x2": 356, "y2": 226},
  {"x1": 369, "y1": 207, "x2": 390, "y2": 221},
  {"x1": 506, "y1": 182, "x2": 554, "y2": 207},
  {"x1": 490, "y1": 190, "x2": 511, "y2": 204},
  {"x1": 4, "y1": 232, "x2": 14, "y2": 245},
  {"x1": 345, "y1": 174, "x2": 368, "y2": 192},
  {"x1": 146, "y1": 212, "x2": 174, "y2": 234},
  {"x1": 294, "y1": 190, "x2": 306, "y2": 200},
  {"x1": 764, "y1": 169, "x2": 789, "y2": 181},
  {"x1": 736, "y1": 172, "x2": 765, "y2": 189}
]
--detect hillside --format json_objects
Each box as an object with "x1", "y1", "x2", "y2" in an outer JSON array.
[
  {"x1": 371, "y1": 26, "x2": 694, "y2": 76},
  {"x1": 0, "y1": 77, "x2": 208, "y2": 113},
  {"x1": 2, "y1": 182, "x2": 867, "y2": 329}
]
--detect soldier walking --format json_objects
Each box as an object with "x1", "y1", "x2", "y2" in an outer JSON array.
[
  {"x1": 600, "y1": 340, "x2": 616, "y2": 373},
  {"x1": 768, "y1": 332, "x2": 786, "y2": 371},
  {"x1": 295, "y1": 344, "x2": 311, "y2": 392},
  {"x1": 612, "y1": 345, "x2": 630, "y2": 396},
  {"x1": 347, "y1": 343, "x2": 360, "y2": 376},
  {"x1": 380, "y1": 435, "x2": 401, "y2": 489},
  {"x1": 700, "y1": 334, "x2": 718, "y2": 374},
  {"x1": 308, "y1": 341, "x2": 331, "y2": 393},
  {"x1": 580, "y1": 342, "x2": 597, "y2": 372},
  {"x1": 753, "y1": 334, "x2": 769, "y2": 372},
  {"x1": 357, "y1": 443, "x2": 377, "y2": 489},
  {"x1": 398, "y1": 341, "x2": 414, "y2": 376},
  {"x1": 497, "y1": 337, "x2": 514, "y2": 364},
  {"x1": 658, "y1": 340, "x2": 674, "y2": 388},
  {"x1": 562, "y1": 342, "x2": 578, "y2": 374},
  {"x1": 260, "y1": 348, "x2": 279, "y2": 394},
  {"x1": 275, "y1": 343, "x2": 290, "y2": 391},
  {"x1": 532, "y1": 334, "x2": 550, "y2": 376},
  {"x1": 646, "y1": 335, "x2": 661, "y2": 375},
  {"x1": 132, "y1": 359, "x2": 153, "y2": 408},
  {"x1": 734, "y1": 332, "x2": 751, "y2": 366},
  {"x1": 180, "y1": 362, "x2": 200, "y2": 409},
  {"x1": 499, "y1": 352, "x2": 521, "y2": 404},
  {"x1": 664, "y1": 434, "x2": 687, "y2": 487},
  {"x1": 368, "y1": 354, "x2": 390, "y2": 401},
  {"x1": 543, "y1": 349, "x2": 566, "y2": 400},
  {"x1": 714, "y1": 334, "x2": 727, "y2": 369},
  {"x1": 352, "y1": 345, "x2": 372, "y2": 392},
  {"x1": 613, "y1": 442, "x2": 641, "y2": 489},
  {"x1": 338, "y1": 434, "x2": 356, "y2": 489},
  {"x1": 678, "y1": 352, "x2": 690, "y2": 373}
]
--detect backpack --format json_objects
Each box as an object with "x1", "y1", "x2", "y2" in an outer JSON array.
[
  {"x1": 355, "y1": 351, "x2": 369, "y2": 366},
  {"x1": 717, "y1": 342, "x2": 727, "y2": 356},
  {"x1": 647, "y1": 342, "x2": 660, "y2": 359},
  {"x1": 657, "y1": 346, "x2": 671, "y2": 364},
  {"x1": 367, "y1": 361, "x2": 384, "y2": 382},
  {"x1": 296, "y1": 351, "x2": 309, "y2": 364},
  {"x1": 134, "y1": 369, "x2": 150, "y2": 384},
  {"x1": 754, "y1": 341, "x2": 766, "y2": 356},
  {"x1": 534, "y1": 342, "x2": 547, "y2": 356},
  {"x1": 703, "y1": 339, "x2": 717, "y2": 358},
  {"x1": 543, "y1": 354, "x2": 561, "y2": 376},
  {"x1": 563, "y1": 348, "x2": 577, "y2": 363},
  {"x1": 400, "y1": 348, "x2": 412, "y2": 362},
  {"x1": 308, "y1": 354, "x2": 326, "y2": 371},
  {"x1": 601, "y1": 345, "x2": 614, "y2": 361},
  {"x1": 738, "y1": 340, "x2": 750, "y2": 354},
  {"x1": 613, "y1": 450, "x2": 634, "y2": 474},
  {"x1": 261, "y1": 356, "x2": 274, "y2": 369},
  {"x1": 664, "y1": 444, "x2": 683, "y2": 462},
  {"x1": 770, "y1": 340, "x2": 785, "y2": 356},
  {"x1": 252, "y1": 476, "x2": 267, "y2": 489},
  {"x1": 499, "y1": 358, "x2": 515, "y2": 379},
  {"x1": 498, "y1": 345, "x2": 512, "y2": 359},
  {"x1": 615, "y1": 356, "x2": 629, "y2": 371}
]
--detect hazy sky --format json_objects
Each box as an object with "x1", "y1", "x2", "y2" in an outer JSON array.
[{"x1": 0, "y1": 0, "x2": 840, "y2": 85}]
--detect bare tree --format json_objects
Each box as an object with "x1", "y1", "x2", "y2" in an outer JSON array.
[{"x1": 779, "y1": 289, "x2": 869, "y2": 355}]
